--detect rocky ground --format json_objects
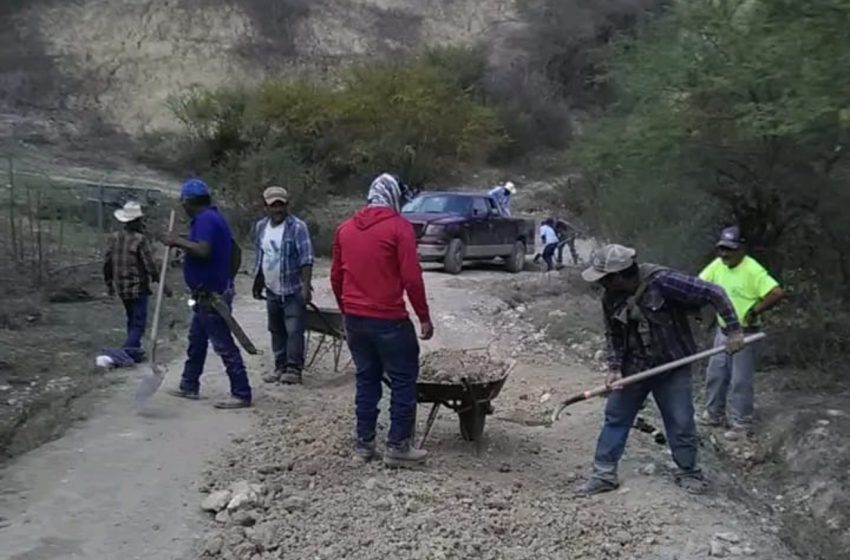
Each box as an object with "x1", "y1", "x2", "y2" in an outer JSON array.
[{"x1": 189, "y1": 263, "x2": 799, "y2": 560}]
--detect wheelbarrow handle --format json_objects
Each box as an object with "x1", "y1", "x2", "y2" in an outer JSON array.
[{"x1": 549, "y1": 333, "x2": 767, "y2": 425}]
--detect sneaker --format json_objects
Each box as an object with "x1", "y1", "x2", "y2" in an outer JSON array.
[
  {"x1": 166, "y1": 388, "x2": 200, "y2": 401},
  {"x1": 723, "y1": 424, "x2": 752, "y2": 441},
  {"x1": 675, "y1": 474, "x2": 708, "y2": 495},
  {"x1": 214, "y1": 396, "x2": 251, "y2": 409},
  {"x1": 280, "y1": 370, "x2": 303, "y2": 385},
  {"x1": 698, "y1": 411, "x2": 726, "y2": 428},
  {"x1": 354, "y1": 441, "x2": 379, "y2": 463},
  {"x1": 576, "y1": 477, "x2": 619, "y2": 497},
  {"x1": 262, "y1": 369, "x2": 283, "y2": 384},
  {"x1": 383, "y1": 446, "x2": 428, "y2": 468}
]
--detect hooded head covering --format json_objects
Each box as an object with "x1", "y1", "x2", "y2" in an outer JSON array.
[{"x1": 367, "y1": 173, "x2": 404, "y2": 213}]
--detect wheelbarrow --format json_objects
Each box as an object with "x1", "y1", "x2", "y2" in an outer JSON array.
[
  {"x1": 304, "y1": 303, "x2": 349, "y2": 372},
  {"x1": 413, "y1": 360, "x2": 515, "y2": 448}
]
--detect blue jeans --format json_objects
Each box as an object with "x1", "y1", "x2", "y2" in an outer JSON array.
[
  {"x1": 705, "y1": 329, "x2": 757, "y2": 427},
  {"x1": 180, "y1": 292, "x2": 252, "y2": 402},
  {"x1": 266, "y1": 292, "x2": 306, "y2": 372},
  {"x1": 593, "y1": 366, "x2": 701, "y2": 482},
  {"x1": 121, "y1": 296, "x2": 148, "y2": 362},
  {"x1": 542, "y1": 243, "x2": 558, "y2": 271},
  {"x1": 344, "y1": 316, "x2": 420, "y2": 450}
]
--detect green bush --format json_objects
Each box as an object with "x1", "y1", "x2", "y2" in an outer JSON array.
[
  {"x1": 166, "y1": 54, "x2": 505, "y2": 209},
  {"x1": 572, "y1": 0, "x2": 850, "y2": 366}
]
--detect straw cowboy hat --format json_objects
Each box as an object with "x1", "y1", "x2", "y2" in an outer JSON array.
[{"x1": 114, "y1": 201, "x2": 144, "y2": 223}]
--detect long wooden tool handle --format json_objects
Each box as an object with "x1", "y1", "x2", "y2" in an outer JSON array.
[
  {"x1": 549, "y1": 332, "x2": 767, "y2": 424},
  {"x1": 149, "y1": 210, "x2": 175, "y2": 361}
]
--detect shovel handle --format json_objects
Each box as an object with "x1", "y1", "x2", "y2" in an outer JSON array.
[
  {"x1": 149, "y1": 210, "x2": 176, "y2": 361},
  {"x1": 549, "y1": 332, "x2": 767, "y2": 425}
]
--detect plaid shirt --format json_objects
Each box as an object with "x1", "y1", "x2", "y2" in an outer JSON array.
[
  {"x1": 104, "y1": 230, "x2": 158, "y2": 300},
  {"x1": 603, "y1": 266, "x2": 740, "y2": 375},
  {"x1": 253, "y1": 214, "x2": 314, "y2": 297}
]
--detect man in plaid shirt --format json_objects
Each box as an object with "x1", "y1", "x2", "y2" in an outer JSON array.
[
  {"x1": 577, "y1": 244, "x2": 745, "y2": 496},
  {"x1": 103, "y1": 201, "x2": 161, "y2": 363},
  {"x1": 252, "y1": 186, "x2": 314, "y2": 385}
]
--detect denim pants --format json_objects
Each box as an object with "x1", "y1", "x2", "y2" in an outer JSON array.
[
  {"x1": 592, "y1": 365, "x2": 701, "y2": 482},
  {"x1": 705, "y1": 329, "x2": 756, "y2": 427},
  {"x1": 542, "y1": 243, "x2": 558, "y2": 271},
  {"x1": 266, "y1": 292, "x2": 306, "y2": 372},
  {"x1": 344, "y1": 315, "x2": 420, "y2": 450},
  {"x1": 556, "y1": 238, "x2": 578, "y2": 265},
  {"x1": 121, "y1": 296, "x2": 148, "y2": 362},
  {"x1": 179, "y1": 292, "x2": 252, "y2": 402}
]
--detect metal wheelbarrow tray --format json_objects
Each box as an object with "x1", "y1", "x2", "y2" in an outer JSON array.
[{"x1": 415, "y1": 360, "x2": 514, "y2": 448}]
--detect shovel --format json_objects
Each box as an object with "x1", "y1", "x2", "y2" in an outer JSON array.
[
  {"x1": 135, "y1": 209, "x2": 176, "y2": 408},
  {"x1": 549, "y1": 332, "x2": 767, "y2": 425}
]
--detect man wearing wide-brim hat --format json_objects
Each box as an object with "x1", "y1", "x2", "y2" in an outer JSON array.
[
  {"x1": 104, "y1": 201, "x2": 161, "y2": 363},
  {"x1": 576, "y1": 243, "x2": 746, "y2": 496}
]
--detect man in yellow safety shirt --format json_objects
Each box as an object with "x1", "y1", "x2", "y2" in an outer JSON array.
[{"x1": 699, "y1": 226, "x2": 784, "y2": 440}]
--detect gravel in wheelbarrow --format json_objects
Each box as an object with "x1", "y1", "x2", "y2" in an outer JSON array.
[{"x1": 414, "y1": 349, "x2": 514, "y2": 447}]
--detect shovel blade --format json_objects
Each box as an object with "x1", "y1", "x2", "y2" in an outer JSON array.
[{"x1": 135, "y1": 364, "x2": 165, "y2": 408}]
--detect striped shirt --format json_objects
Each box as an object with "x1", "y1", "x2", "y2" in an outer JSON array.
[
  {"x1": 104, "y1": 230, "x2": 158, "y2": 300},
  {"x1": 602, "y1": 267, "x2": 740, "y2": 375}
]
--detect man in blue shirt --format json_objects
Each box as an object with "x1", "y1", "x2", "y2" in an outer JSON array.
[
  {"x1": 487, "y1": 181, "x2": 516, "y2": 216},
  {"x1": 252, "y1": 186, "x2": 314, "y2": 385},
  {"x1": 166, "y1": 179, "x2": 252, "y2": 409}
]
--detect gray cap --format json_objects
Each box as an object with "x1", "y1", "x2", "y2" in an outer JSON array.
[
  {"x1": 716, "y1": 226, "x2": 744, "y2": 250},
  {"x1": 581, "y1": 244, "x2": 637, "y2": 282}
]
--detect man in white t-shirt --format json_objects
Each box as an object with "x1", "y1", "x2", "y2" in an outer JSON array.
[
  {"x1": 252, "y1": 186, "x2": 314, "y2": 385},
  {"x1": 538, "y1": 218, "x2": 560, "y2": 271}
]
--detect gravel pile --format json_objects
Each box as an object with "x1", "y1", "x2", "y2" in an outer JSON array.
[
  {"x1": 419, "y1": 350, "x2": 510, "y2": 385},
  {"x1": 196, "y1": 391, "x2": 659, "y2": 560}
]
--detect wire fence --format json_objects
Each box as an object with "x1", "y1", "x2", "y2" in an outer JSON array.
[{"x1": 1, "y1": 154, "x2": 167, "y2": 293}]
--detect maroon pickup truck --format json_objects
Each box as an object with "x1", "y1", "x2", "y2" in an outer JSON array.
[{"x1": 402, "y1": 192, "x2": 535, "y2": 274}]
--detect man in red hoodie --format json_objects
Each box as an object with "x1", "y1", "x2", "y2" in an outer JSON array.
[{"x1": 331, "y1": 173, "x2": 434, "y2": 467}]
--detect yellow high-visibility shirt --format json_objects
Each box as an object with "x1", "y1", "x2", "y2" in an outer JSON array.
[{"x1": 699, "y1": 256, "x2": 779, "y2": 327}]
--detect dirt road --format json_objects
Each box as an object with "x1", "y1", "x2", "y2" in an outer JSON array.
[{"x1": 0, "y1": 265, "x2": 798, "y2": 560}]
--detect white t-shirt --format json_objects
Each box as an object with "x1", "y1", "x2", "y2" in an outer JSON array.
[
  {"x1": 261, "y1": 221, "x2": 286, "y2": 295},
  {"x1": 539, "y1": 224, "x2": 559, "y2": 246}
]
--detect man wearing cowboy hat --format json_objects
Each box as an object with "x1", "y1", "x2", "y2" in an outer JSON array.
[
  {"x1": 577, "y1": 244, "x2": 746, "y2": 496},
  {"x1": 488, "y1": 181, "x2": 517, "y2": 217},
  {"x1": 103, "y1": 201, "x2": 161, "y2": 363}
]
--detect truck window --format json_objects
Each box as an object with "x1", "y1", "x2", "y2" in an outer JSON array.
[
  {"x1": 402, "y1": 195, "x2": 471, "y2": 215},
  {"x1": 471, "y1": 197, "x2": 489, "y2": 217}
]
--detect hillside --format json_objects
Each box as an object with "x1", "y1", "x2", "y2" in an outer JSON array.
[{"x1": 2, "y1": 0, "x2": 516, "y2": 136}]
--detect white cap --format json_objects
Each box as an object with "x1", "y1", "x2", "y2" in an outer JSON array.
[{"x1": 504, "y1": 181, "x2": 516, "y2": 195}]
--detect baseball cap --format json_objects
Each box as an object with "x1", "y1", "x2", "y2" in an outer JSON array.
[
  {"x1": 581, "y1": 244, "x2": 637, "y2": 283},
  {"x1": 504, "y1": 181, "x2": 516, "y2": 195},
  {"x1": 716, "y1": 226, "x2": 744, "y2": 250},
  {"x1": 180, "y1": 178, "x2": 210, "y2": 200},
  {"x1": 263, "y1": 186, "x2": 289, "y2": 205}
]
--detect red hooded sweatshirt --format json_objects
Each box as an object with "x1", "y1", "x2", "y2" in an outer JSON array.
[{"x1": 331, "y1": 206, "x2": 431, "y2": 324}]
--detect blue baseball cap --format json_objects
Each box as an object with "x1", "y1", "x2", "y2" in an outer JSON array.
[
  {"x1": 717, "y1": 226, "x2": 745, "y2": 249},
  {"x1": 180, "y1": 178, "x2": 210, "y2": 200}
]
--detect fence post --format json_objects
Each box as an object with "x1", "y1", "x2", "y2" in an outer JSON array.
[
  {"x1": 7, "y1": 155, "x2": 17, "y2": 262},
  {"x1": 97, "y1": 183, "x2": 105, "y2": 233}
]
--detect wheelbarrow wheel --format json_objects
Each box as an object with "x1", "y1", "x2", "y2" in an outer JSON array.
[{"x1": 458, "y1": 407, "x2": 487, "y2": 442}]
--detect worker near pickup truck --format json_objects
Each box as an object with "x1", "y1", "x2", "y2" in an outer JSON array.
[
  {"x1": 578, "y1": 244, "x2": 746, "y2": 496},
  {"x1": 488, "y1": 181, "x2": 516, "y2": 216},
  {"x1": 331, "y1": 173, "x2": 434, "y2": 468},
  {"x1": 538, "y1": 218, "x2": 560, "y2": 271},
  {"x1": 555, "y1": 218, "x2": 580, "y2": 265},
  {"x1": 698, "y1": 226, "x2": 784, "y2": 440}
]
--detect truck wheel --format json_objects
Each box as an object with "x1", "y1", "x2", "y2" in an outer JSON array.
[
  {"x1": 505, "y1": 240, "x2": 526, "y2": 273},
  {"x1": 444, "y1": 239, "x2": 464, "y2": 275}
]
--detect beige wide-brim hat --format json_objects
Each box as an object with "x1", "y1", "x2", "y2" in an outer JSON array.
[{"x1": 114, "y1": 201, "x2": 144, "y2": 223}]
